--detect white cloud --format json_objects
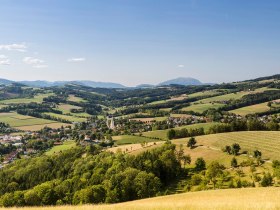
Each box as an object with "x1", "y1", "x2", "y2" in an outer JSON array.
[
  {"x1": 23, "y1": 57, "x2": 47, "y2": 68},
  {"x1": 0, "y1": 55, "x2": 10, "y2": 65},
  {"x1": 177, "y1": 64, "x2": 184, "y2": 68},
  {"x1": 0, "y1": 43, "x2": 27, "y2": 52},
  {"x1": 33, "y1": 64, "x2": 48, "y2": 68},
  {"x1": 67, "y1": 57, "x2": 86, "y2": 62}
]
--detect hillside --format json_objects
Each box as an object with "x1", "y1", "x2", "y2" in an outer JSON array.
[{"x1": 1, "y1": 187, "x2": 279, "y2": 210}]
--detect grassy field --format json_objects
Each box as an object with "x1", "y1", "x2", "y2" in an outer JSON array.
[
  {"x1": 2, "y1": 187, "x2": 280, "y2": 210},
  {"x1": 0, "y1": 93, "x2": 53, "y2": 104},
  {"x1": 113, "y1": 135, "x2": 161, "y2": 145},
  {"x1": 45, "y1": 141, "x2": 76, "y2": 155},
  {"x1": 0, "y1": 112, "x2": 70, "y2": 131},
  {"x1": 68, "y1": 95, "x2": 87, "y2": 102},
  {"x1": 181, "y1": 103, "x2": 224, "y2": 113},
  {"x1": 0, "y1": 112, "x2": 56, "y2": 127},
  {"x1": 142, "y1": 123, "x2": 219, "y2": 140},
  {"x1": 16, "y1": 123, "x2": 70, "y2": 131},
  {"x1": 230, "y1": 102, "x2": 270, "y2": 116},
  {"x1": 173, "y1": 131, "x2": 280, "y2": 160},
  {"x1": 43, "y1": 112, "x2": 87, "y2": 122},
  {"x1": 57, "y1": 104, "x2": 82, "y2": 113}
]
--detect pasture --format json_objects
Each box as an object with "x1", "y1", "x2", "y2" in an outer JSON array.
[
  {"x1": 181, "y1": 103, "x2": 224, "y2": 113},
  {"x1": 45, "y1": 141, "x2": 76, "y2": 156},
  {"x1": 173, "y1": 131, "x2": 280, "y2": 160},
  {"x1": 230, "y1": 102, "x2": 270, "y2": 116},
  {"x1": 142, "y1": 123, "x2": 218, "y2": 140},
  {"x1": 113, "y1": 135, "x2": 161, "y2": 145},
  {"x1": 0, "y1": 112, "x2": 70, "y2": 131},
  {"x1": 68, "y1": 95, "x2": 87, "y2": 102},
  {"x1": 0, "y1": 93, "x2": 53, "y2": 104},
  {"x1": 43, "y1": 112, "x2": 87, "y2": 122},
  {"x1": 0, "y1": 112, "x2": 56, "y2": 127}
]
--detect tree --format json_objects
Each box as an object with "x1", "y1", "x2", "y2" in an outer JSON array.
[
  {"x1": 195, "y1": 157, "x2": 206, "y2": 171},
  {"x1": 253, "y1": 150, "x2": 262, "y2": 166},
  {"x1": 182, "y1": 155, "x2": 191, "y2": 168},
  {"x1": 206, "y1": 162, "x2": 225, "y2": 189},
  {"x1": 224, "y1": 145, "x2": 232, "y2": 155},
  {"x1": 187, "y1": 137, "x2": 197, "y2": 149},
  {"x1": 261, "y1": 173, "x2": 273, "y2": 187},
  {"x1": 231, "y1": 143, "x2": 241, "y2": 156},
  {"x1": 231, "y1": 157, "x2": 238, "y2": 168},
  {"x1": 167, "y1": 129, "x2": 176, "y2": 140}
]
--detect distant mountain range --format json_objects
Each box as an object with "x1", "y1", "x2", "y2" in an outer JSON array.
[{"x1": 0, "y1": 77, "x2": 211, "y2": 88}]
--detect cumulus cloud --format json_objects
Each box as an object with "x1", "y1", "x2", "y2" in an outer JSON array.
[
  {"x1": 0, "y1": 43, "x2": 27, "y2": 52},
  {"x1": 177, "y1": 64, "x2": 185, "y2": 68},
  {"x1": 0, "y1": 55, "x2": 11, "y2": 65},
  {"x1": 23, "y1": 57, "x2": 47, "y2": 68},
  {"x1": 67, "y1": 57, "x2": 86, "y2": 62}
]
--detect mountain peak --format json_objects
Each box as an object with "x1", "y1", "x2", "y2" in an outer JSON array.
[{"x1": 158, "y1": 77, "x2": 203, "y2": 86}]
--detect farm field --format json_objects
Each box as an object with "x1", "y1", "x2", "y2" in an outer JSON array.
[
  {"x1": 113, "y1": 135, "x2": 161, "y2": 145},
  {"x1": 43, "y1": 112, "x2": 87, "y2": 122},
  {"x1": 0, "y1": 112, "x2": 56, "y2": 127},
  {"x1": 68, "y1": 95, "x2": 87, "y2": 102},
  {"x1": 45, "y1": 140, "x2": 76, "y2": 156},
  {"x1": 16, "y1": 123, "x2": 70, "y2": 131},
  {"x1": 0, "y1": 93, "x2": 53, "y2": 104},
  {"x1": 56, "y1": 103, "x2": 82, "y2": 114},
  {"x1": 230, "y1": 102, "x2": 270, "y2": 116},
  {"x1": 142, "y1": 123, "x2": 219, "y2": 140},
  {"x1": 2, "y1": 187, "x2": 280, "y2": 210},
  {"x1": 173, "y1": 131, "x2": 280, "y2": 160},
  {"x1": 181, "y1": 103, "x2": 224, "y2": 113}
]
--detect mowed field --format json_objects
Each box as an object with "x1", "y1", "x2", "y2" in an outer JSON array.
[
  {"x1": 113, "y1": 135, "x2": 161, "y2": 145},
  {"x1": 2, "y1": 187, "x2": 280, "y2": 210},
  {"x1": 230, "y1": 102, "x2": 273, "y2": 116},
  {"x1": 142, "y1": 123, "x2": 219, "y2": 140},
  {"x1": 45, "y1": 141, "x2": 77, "y2": 156},
  {"x1": 0, "y1": 112, "x2": 69, "y2": 131},
  {"x1": 43, "y1": 112, "x2": 87, "y2": 122},
  {"x1": 0, "y1": 93, "x2": 53, "y2": 104},
  {"x1": 173, "y1": 131, "x2": 280, "y2": 161},
  {"x1": 181, "y1": 103, "x2": 224, "y2": 113}
]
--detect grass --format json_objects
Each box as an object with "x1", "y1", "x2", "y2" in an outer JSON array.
[
  {"x1": 68, "y1": 95, "x2": 87, "y2": 102},
  {"x1": 43, "y1": 112, "x2": 87, "y2": 122},
  {"x1": 2, "y1": 187, "x2": 280, "y2": 210},
  {"x1": 173, "y1": 131, "x2": 280, "y2": 160},
  {"x1": 230, "y1": 102, "x2": 270, "y2": 116},
  {"x1": 45, "y1": 141, "x2": 76, "y2": 155},
  {"x1": 181, "y1": 103, "x2": 224, "y2": 113},
  {"x1": 16, "y1": 123, "x2": 70, "y2": 131},
  {"x1": 113, "y1": 135, "x2": 161, "y2": 145},
  {"x1": 142, "y1": 123, "x2": 219, "y2": 140},
  {"x1": 0, "y1": 93, "x2": 53, "y2": 104},
  {"x1": 57, "y1": 104, "x2": 82, "y2": 114},
  {"x1": 0, "y1": 112, "x2": 56, "y2": 127}
]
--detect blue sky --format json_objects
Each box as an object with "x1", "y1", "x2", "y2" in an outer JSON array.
[{"x1": 0, "y1": 0, "x2": 280, "y2": 86}]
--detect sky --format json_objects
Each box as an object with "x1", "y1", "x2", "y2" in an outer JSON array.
[{"x1": 0, "y1": 0, "x2": 280, "y2": 86}]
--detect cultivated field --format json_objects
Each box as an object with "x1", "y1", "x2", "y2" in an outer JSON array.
[
  {"x1": 16, "y1": 123, "x2": 70, "y2": 131},
  {"x1": 181, "y1": 103, "x2": 224, "y2": 113},
  {"x1": 2, "y1": 187, "x2": 280, "y2": 210},
  {"x1": 113, "y1": 135, "x2": 161, "y2": 145},
  {"x1": 0, "y1": 93, "x2": 53, "y2": 104},
  {"x1": 68, "y1": 95, "x2": 87, "y2": 102},
  {"x1": 45, "y1": 140, "x2": 77, "y2": 155},
  {"x1": 0, "y1": 112, "x2": 56, "y2": 127},
  {"x1": 173, "y1": 131, "x2": 280, "y2": 160},
  {"x1": 142, "y1": 123, "x2": 219, "y2": 140},
  {"x1": 43, "y1": 112, "x2": 87, "y2": 122},
  {"x1": 230, "y1": 102, "x2": 271, "y2": 116}
]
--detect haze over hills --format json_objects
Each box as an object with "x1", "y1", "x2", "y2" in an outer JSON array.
[{"x1": 0, "y1": 77, "x2": 210, "y2": 88}]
